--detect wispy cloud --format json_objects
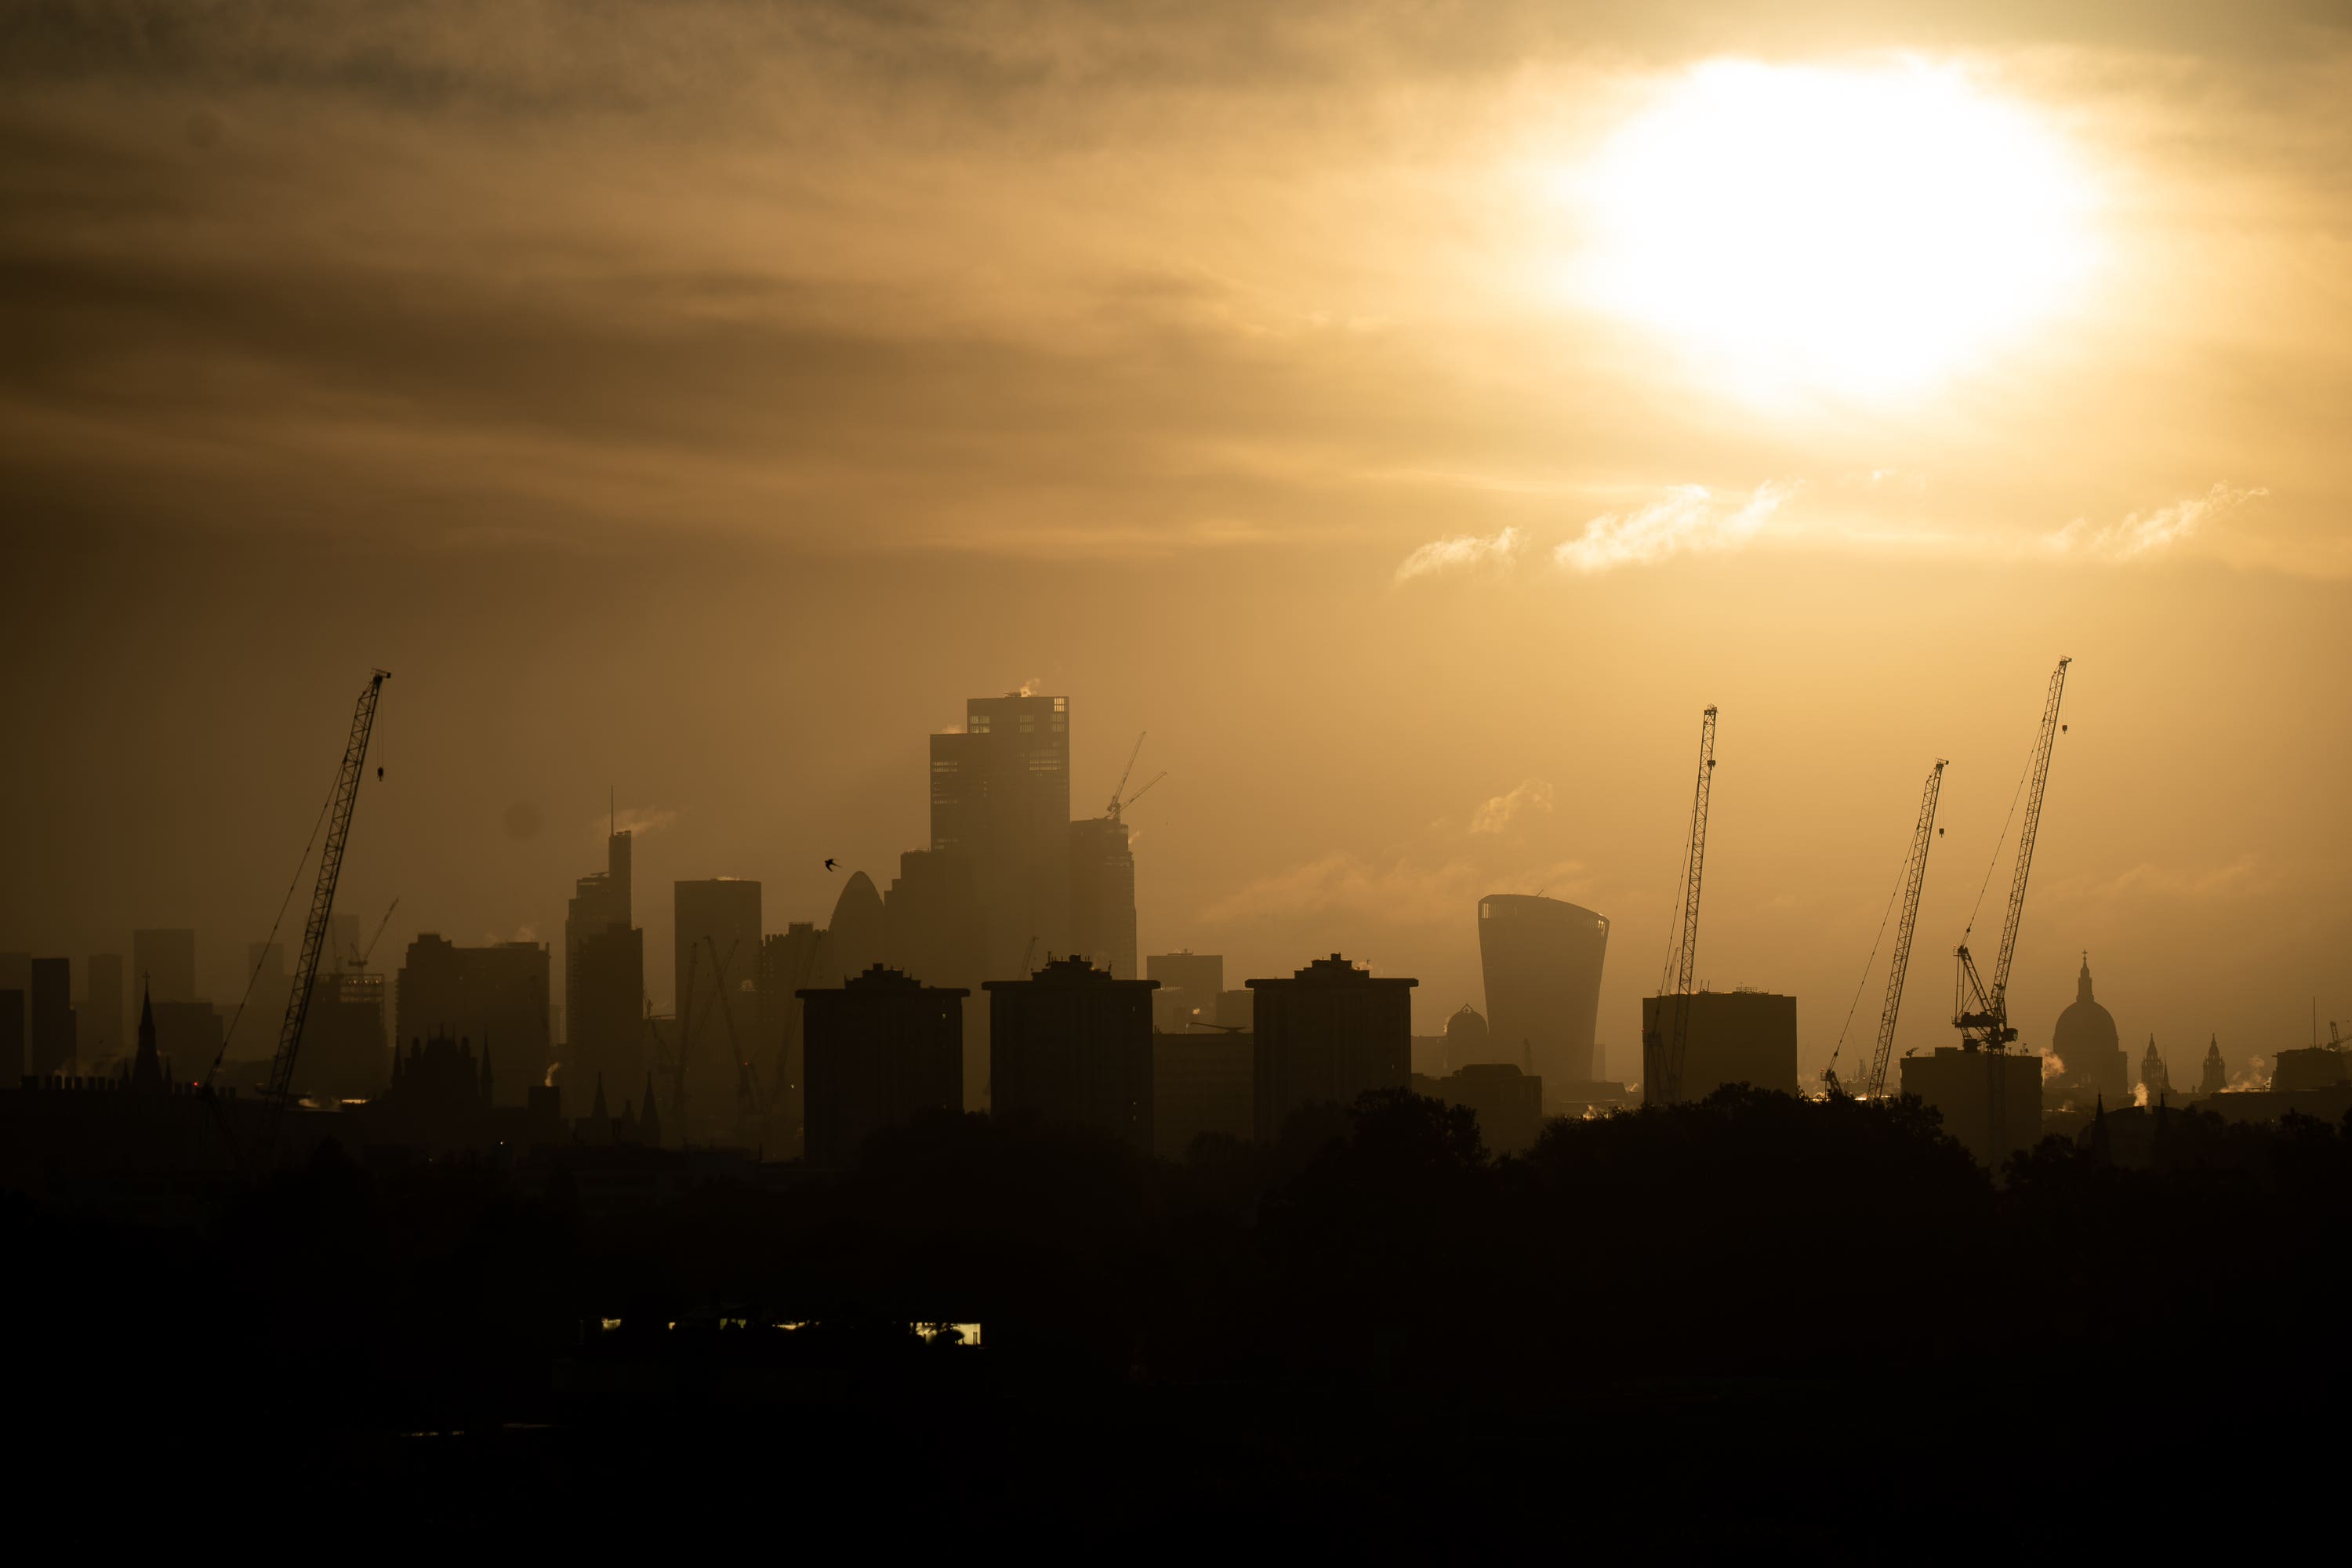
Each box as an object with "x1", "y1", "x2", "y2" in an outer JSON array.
[
  {"x1": 1470, "y1": 779, "x2": 1553, "y2": 834},
  {"x1": 605, "y1": 806, "x2": 679, "y2": 838},
  {"x1": 1394, "y1": 525, "x2": 1526, "y2": 583},
  {"x1": 2045, "y1": 483, "x2": 2268, "y2": 560},
  {"x1": 1554, "y1": 481, "x2": 1798, "y2": 573},
  {"x1": 1203, "y1": 851, "x2": 1592, "y2": 927}
]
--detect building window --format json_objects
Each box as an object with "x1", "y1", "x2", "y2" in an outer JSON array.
[
  {"x1": 1054, "y1": 698, "x2": 1065, "y2": 712},
  {"x1": 1019, "y1": 715, "x2": 1035, "y2": 733}
]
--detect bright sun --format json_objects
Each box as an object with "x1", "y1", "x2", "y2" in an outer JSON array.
[{"x1": 1573, "y1": 60, "x2": 2099, "y2": 401}]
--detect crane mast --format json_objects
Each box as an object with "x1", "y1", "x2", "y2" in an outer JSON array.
[
  {"x1": 260, "y1": 669, "x2": 389, "y2": 1147},
  {"x1": 1863, "y1": 760, "x2": 1946, "y2": 1099},
  {"x1": 1955, "y1": 658, "x2": 2070, "y2": 1052},
  {"x1": 1650, "y1": 705, "x2": 1718, "y2": 1105}
]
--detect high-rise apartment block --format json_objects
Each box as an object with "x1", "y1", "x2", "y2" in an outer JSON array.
[
  {"x1": 1247, "y1": 953, "x2": 1416, "y2": 1142},
  {"x1": 800, "y1": 964, "x2": 966, "y2": 1167},
  {"x1": 986, "y1": 956, "x2": 1155, "y2": 1151}
]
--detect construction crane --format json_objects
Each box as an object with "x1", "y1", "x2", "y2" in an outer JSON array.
[
  {"x1": 1954, "y1": 658, "x2": 2071, "y2": 1054},
  {"x1": 1822, "y1": 761, "x2": 1948, "y2": 1102},
  {"x1": 1647, "y1": 705, "x2": 1718, "y2": 1105},
  {"x1": 1866, "y1": 760, "x2": 1947, "y2": 1098},
  {"x1": 349, "y1": 895, "x2": 399, "y2": 972},
  {"x1": 1106, "y1": 732, "x2": 1145, "y2": 818},
  {"x1": 702, "y1": 935, "x2": 766, "y2": 1126},
  {"x1": 259, "y1": 669, "x2": 390, "y2": 1149}
]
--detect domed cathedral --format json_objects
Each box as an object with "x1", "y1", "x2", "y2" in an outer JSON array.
[
  {"x1": 1444, "y1": 1003, "x2": 1504, "y2": 1072},
  {"x1": 2198, "y1": 1035, "x2": 2227, "y2": 1096},
  {"x1": 2049, "y1": 954, "x2": 2130, "y2": 1109},
  {"x1": 2138, "y1": 1034, "x2": 2173, "y2": 1101}
]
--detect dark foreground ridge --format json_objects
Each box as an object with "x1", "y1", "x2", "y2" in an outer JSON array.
[{"x1": 13, "y1": 1088, "x2": 2347, "y2": 1542}]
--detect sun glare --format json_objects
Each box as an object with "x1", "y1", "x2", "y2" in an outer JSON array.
[{"x1": 1573, "y1": 60, "x2": 2099, "y2": 401}]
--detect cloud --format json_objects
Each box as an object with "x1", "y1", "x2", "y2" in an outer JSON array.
[
  {"x1": 1394, "y1": 526, "x2": 1526, "y2": 583},
  {"x1": 1203, "y1": 851, "x2": 1592, "y2": 927},
  {"x1": 1470, "y1": 779, "x2": 1552, "y2": 834},
  {"x1": 1554, "y1": 481, "x2": 1797, "y2": 573},
  {"x1": 606, "y1": 806, "x2": 679, "y2": 838},
  {"x1": 2045, "y1": 483, "x2": 2269, "y2": 560}
]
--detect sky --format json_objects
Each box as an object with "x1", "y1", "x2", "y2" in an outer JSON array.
[{"x1": 3, "y1": 2, "x2": 2350, "y2": 1079}]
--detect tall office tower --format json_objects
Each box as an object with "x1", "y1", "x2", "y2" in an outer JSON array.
[
  {"x1": 1067, "y1": 817, "x2": 1137, "y2": 980},
  {"x1": 985, "y1": 956, "x2": 1155, "y2": 1152},
  {"x1": 564, "y1": 829, "x2": 640, "y2": 1116},
  {"x1": 799, "y1": 964, "x2": 967, "y2": 1167},
  {"x1": 1478, "y1": 895, "x2": 1610, "y2": 1092},
  {"x1": 28, "y1": 958, "x2": 75, "y2": 1077},
  {"x1": 885, "y1": 850, "x2": 985, "y2": 989},
  {"x1": 1247, "y1": 953, "x2": 1417, "y2": 1143},
  {"x1": 674, "y1": 878, "x2": 762, "y2": 1138},
  {"x1": 132, "y1": 929, "x2": 198, "y2": 1004},
  {"x1": 829, "y1": 872, "x2": 885, "y2": 978},
  {"x1": 1146, "y1": 950, "x2": 1223, "y2": 1033},
  {"x1": 930, "y1": 693, "x2": 1073, "y2": 978},
  {"x1": 82, "y1": 953, "x2": 124, "y2": 1065},
  {"x1": 394, "y1": 933, "x2": 552, "y2": 1105}
]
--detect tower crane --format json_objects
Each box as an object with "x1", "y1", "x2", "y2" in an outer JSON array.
[
  {"x1": 1823, "y1": 761, "x2": 1948, "y2": 1101},
  {"x1": 1954, "y1": 659, "x2": 2071, "y2": 1054},
  {"x1": 1647, "y1": 705, "x2": 1718, "y2": 1105},
  {"x1": 259, "y1": 669, "x2": 390, "y2": 1150},
  {"x1": 1106, "y1": 732, "x2": 1145, "y2": 819},
  {"x1": 1866, "y1": 760, "x2": 1947, "y2": 1098}
]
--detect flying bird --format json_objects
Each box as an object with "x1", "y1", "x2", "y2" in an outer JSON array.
[
  {"x1": 376, "y1": 767, "x2": 383, "y2": 780},
  {"x1": 824, "y1": 858, "x2": 837, "y2": 871}
]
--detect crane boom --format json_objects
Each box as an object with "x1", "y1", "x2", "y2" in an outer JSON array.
[
  {"x1": 1107, "y1": 731, "x2": 1145, "y2": 820},
  {"x1": 704, "y1": 935, "x2": 764, "y2": 1121},
  {"x1": 1650, "y1": 705, "x2": 1719, "y2": 1104},
  {"x1": 1864, "y1": 760, "x2": 1946, "y2": 1099},
  {"x1": 1955, "y1": 658, "x2": 2070, "y2": 1051},
  {"x1": 260, "y1": 669, "x2": 389, "y2": 1146}
]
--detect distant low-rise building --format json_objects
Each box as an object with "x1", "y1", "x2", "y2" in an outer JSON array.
[
  {"x1": 1640, "y1": 989, "x2": 1798, "y2": 1105},
  {"x1": 1411, "y1": 1062, "x2": 1545, "y2": 1155},
  {"x1": 1248, "y1": 953, "x2": 1415, "y2": 1142},
  {"x1": 1152, "y1": 1028, "x2": 1253, "y2": 1157},
  {"x1": 1900, "y1": 1047, "x2": 2042, "y2": 1167}
]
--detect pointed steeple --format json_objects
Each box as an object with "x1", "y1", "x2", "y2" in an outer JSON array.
[
  {"x1": 639, "y1": 1073, "x2": 663, "y2": 1149},
  {"x1": 2076, "y1": 953, "x2": 2096, "y2": 1005},
  {"x1": 587, "y1": 1072, "x2": 610, "y2": 1141},
  {"x1": 130, "y1": 981, "x2": 162, "y2": 1092}
]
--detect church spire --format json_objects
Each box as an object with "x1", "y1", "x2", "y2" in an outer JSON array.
[
  {"x1": 130, "y1": 980, "x2": 162, "y2": 1092},
  {"x1": 2077, "y1": 953, "x2": 2096, "y2": 1005}
]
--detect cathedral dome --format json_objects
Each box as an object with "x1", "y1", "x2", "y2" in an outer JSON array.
[
  {"x1": 2052, "y1": 956, "x2": 2119, "y2": 1065},
  {"x1": 1445, "y1": 1004, "x2": 1490, "y2": 1047}
]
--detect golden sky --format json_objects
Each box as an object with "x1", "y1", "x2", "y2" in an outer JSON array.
[{"x1": 3, "y1": 2, "x2": 2349, "y2": 1074}]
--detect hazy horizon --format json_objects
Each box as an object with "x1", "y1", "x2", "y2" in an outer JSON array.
[{"x1": 5, "y1": 2, "x2": 2350, "y2": 1079}]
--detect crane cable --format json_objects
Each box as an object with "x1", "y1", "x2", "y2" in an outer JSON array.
[
  {"x1": 202, "y1": 755, "x2": 341, "y2": 1091},
  {"x1": 1960, "y1": 713, "x2": 2042, "y2": 948},
  {"x1": 1826, "y1": 829, "x2": 1912, "y2": 1073}
]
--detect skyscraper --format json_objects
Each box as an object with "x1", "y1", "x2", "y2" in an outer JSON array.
[
  {"x1": 394, "y1": 934, "x2": 551, "y2": 1105},
  {"x1": 1068, "y1": 816, "x2": 1137, "y2": 979},
  {"x1": 930, "y1": 693, "x2": 1072, "y2": 978},
  {"x1": 132, "y1": 928, "x2": 196, "y2": 1004},
  {"x1": 1478, "y1": 895, "x2": 1610, "y2": 1092},
  {"x1": 674, "y1": 877, "x2": 762, "y2": 1138},
  {"x1": 564, "y1": 828, "x2": 641, "y2": 1116}
]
